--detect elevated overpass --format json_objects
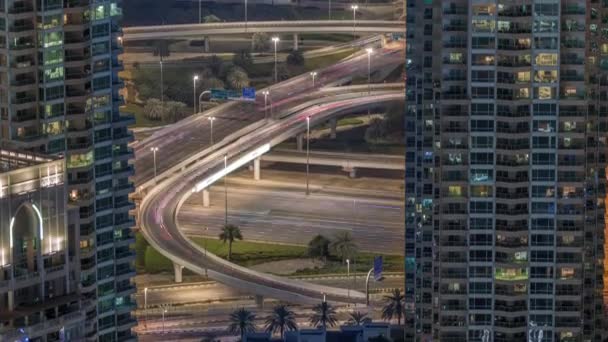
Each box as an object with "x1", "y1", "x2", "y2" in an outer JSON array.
[
  {"x1": 123, "y1": 20, "x2": 403, "y2": 50},
  {"x1": 134, "y1": 44, "x2": 405, "y2": 305},
  {"x1": 138, "y1": 91, "x2": 404, "y2": 305},
  {"x1": 258, "y1": 149, "x2": 405, "y2": 179}
]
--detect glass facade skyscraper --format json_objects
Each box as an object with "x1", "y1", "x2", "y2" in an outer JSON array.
[
  {"x1": 0, "y1": 0, "x2": 135, "y2": 340},
  {"x1": 405, "y1": 1, "x2": 606, "y2": 341}
]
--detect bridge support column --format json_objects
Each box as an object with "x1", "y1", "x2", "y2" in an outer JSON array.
[
  {"x1": 204, "y1": 36, "x2": 210, "y2": 52},
  {"x1": 255, "y1": 295, "x2": 264, "y2": 308},
  {"x1": 343, "y1": 167, "x2": 357, "y2": 178},
  {"x1": 202, "y1": 189, "x2": 210, "y2": 207},
  {"x1": 297, "y1": 134, "x2": 304, "y2": 151},
  {"x1": 253, "y1": 157, "x2": 261, "y2": 180},
  {"x1": 329, "y1": 118, "x2": 337, "y2": 139},
  {"x1": 174, "y1": 263, "x2": 184, "y2": 283},
  {"x1": 380, "y1": 35, "x2": 387, "y2": 47},
  {"x1": 293, "y1": 33, "x2": 299, "y2": 51}
]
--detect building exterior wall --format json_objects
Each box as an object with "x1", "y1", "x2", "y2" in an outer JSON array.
[
  {"x1": 0, "y1": 0, "x2": 135, "y2": 340},
  {"x1": 405, "y1": 1, "x2": 607, "y2": 341},
  {"x1": 0, "y1": 152, "x2": 85, "y2": 341}
]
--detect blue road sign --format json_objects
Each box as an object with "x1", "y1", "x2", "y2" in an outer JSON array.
[
  {"x1": 374, "y1": 256, "x2": 383, "y2": 281},
  {"x1": 242, "y1": 87, "x2": 256, "y2": 100}
]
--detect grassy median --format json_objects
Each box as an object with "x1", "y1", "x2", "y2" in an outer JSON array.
[{"x1": 136, "y1": 233, "x2": 402, "y2": 276}]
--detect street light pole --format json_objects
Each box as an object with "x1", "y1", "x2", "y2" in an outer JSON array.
[
  {"x1": 310, "y1": 71, "x2": 317, "y2": 87},
  {"x1": 159, "y1": 58, "x2": 164, "y2": 113},
  {"x1": 204, "y1": 227, "x2": 209, "y2": 277},
  {"x1": 150, "y1": 147, "x2": 158, "y2": 183},
  {"x1": 193, "y1": 75, "x2": 199, "y2": 114},
  {"x1": 366, "y1": 48, "x2": 373, "y2": 118},
  {"x1": 199, "y1": 0, "x2": 202, "y2": 23},
  {"x1": 306, "y1": 116, "x2": 310, "y2": 195},
  {"x1": 272, "y1": 37, "x2": 280, "y2": 83},
  {"x1": 328, "y1": 0, "x2": 331, "y2": 19},
  {"x1": 144, "y1": 287, "x2": 148, "y2": 327},
  {"x1": 351, "y1": 5, "x2": 358, "y2": 41},
  {"x1": 346, "y1": 259, "x2": 350, "y2": 302},
  {"x1": 262, "y1": 90, "x2": 269, "y2": 119},
  {"x1": 208, "y1": 116, "x2": 215, "y2": 144},
  {"x1": 224, "y1": 155, "x2": 228, "y2": 226},
  {"x1": 365, "y1": 267, "x2": 373, "y2": 306},
  {"x1": 162, "y1": 308, "x2": 167, "y2": 333}
]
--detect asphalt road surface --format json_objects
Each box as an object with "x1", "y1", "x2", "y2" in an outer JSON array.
[
  {"x1": 133, "y1": 43, "x2": 404, "y2": 186},
  {"x1": 177, "y1": 180, "x2": 404, "y2": 254}
]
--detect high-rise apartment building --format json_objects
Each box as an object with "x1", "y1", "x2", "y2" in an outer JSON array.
[
  {"x1": 405, "y1": 1, "x2": 606, "y2": 341},
  {"x1": 0, "y1": 0, "x2": 136, "y2": 341},
  {"x1": 0, "y1": 149, "x2": 84, "y2": 341}
]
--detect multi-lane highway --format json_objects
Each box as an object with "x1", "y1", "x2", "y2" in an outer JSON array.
[
  {"x1": 177, "y1": 177, "x2": 404, "y2": 254},
  {"x1": 133, "y1": 44, "x2": 403, "y2": 186},
  {"x1": 134, "y1": 41, "x2": 404, "y2": 304},
  {"x1": 123, "y1": 20, "x2": 403, "y2": 42}
]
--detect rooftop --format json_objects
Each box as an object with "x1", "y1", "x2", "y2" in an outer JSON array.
[{"x1": 0, "y1": 148, "x2": 59, "y2": 173}]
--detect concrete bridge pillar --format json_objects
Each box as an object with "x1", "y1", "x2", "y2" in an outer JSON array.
[
  {"x1": 202, "y1": 189, "x2": 210, "y2": 207},
  {"x1": 329, "y1": 118, "x2": 337, "y2": 139},
  {"x1": 380, "y1": 35, "x2": 387, "y2": 47},
  {"x1": 343, "y1": 167, "x2": 357, "y2": 178},
  {"x1": 255, "y1": 295, "x2": 264, "y2": 308},
  {"x1": 297, "y1": 134, "x2": 304, "y2": 151},
  {"x1": 174, "y1": 263, "x2": 184, "y2": 283},
  {"x1": 204, "y1": 36, "x2": 210, "y2": 52},
  {"x1": 254, "y1": 157, "x2": 261, "y2": 180},
  {"x1": 293, "y1": 33, "x2": 299, "y2": 51}
]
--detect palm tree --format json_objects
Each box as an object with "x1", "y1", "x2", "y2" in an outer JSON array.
[
  {"x1": 347, "y1": 311, "x2": 371, "y2": 326},
  {"x1": 309, "y1": 301, "x2": 337, "y2": 329},
  {"x1": 227, "y1": 66, "x2": 250, "y2": 90},
  {"x1": 329, "y1": 231, "x2": 358, "y2": 263},
  {"x1": 265, "y1": 304, "x2": 298, "y2": 340},
  {"x1": 307, "y1": 234, "x2": 330, "y2": 260},
  {"x1": 219, "y1": 224, "x2": 243, "y2": 261},
  {"x1": 381, "y1": 289, "x2": 405, "y2": 325},
  {"x1": 227, "y1": 308, "x2": 256, "y2": 340}
]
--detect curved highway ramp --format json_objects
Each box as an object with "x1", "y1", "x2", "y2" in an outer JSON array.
[{"x1": 137, "y1": 92, "x2": 403, "y2": 305}]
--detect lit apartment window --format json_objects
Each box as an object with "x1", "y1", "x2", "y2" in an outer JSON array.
[{"x1": 535, "y1": 53, "x2": 558, "y2": 66}]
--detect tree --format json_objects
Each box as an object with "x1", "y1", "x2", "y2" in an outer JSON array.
[
  {"x1": 164, "y1": 101, "x2": 187, "y2": 123},
  {"x1": 219, "y1": 224, "x2": 243, "y2": 261},
  {"x1": 252, "y1": 32, "x2": 270, "y2": 52},
  {"x1": 365, "y1": 117, "x2": 388, "y2": 142},
  {"x1": 381, "y1": 289, "x2": 405, "y2": 325},
  {"x1": 228, "y1": 308, "x2": 256, "y2": 340},
  {"x1": 265, "y1": 304, "x2": 298, "y2": 339},
  {"x1": 329, "y1": 231, "x2": 358, "y2": 263},
  {"x1": 309, "y1": 301, "x2": 337, "y2": 329},
  {"x1": 233, "y1": 50, "x2": 253, "y2": 72},
  {"x1": 226, "y1": 66, "x2": 250, "y2": 90},
  {"x1": 347, "y1": 311, "x2": 371, "y2": 326},
  {"x1": 203, "y1": 14, "x2": 221, "y2": 23},
  {"x1": 143, "y1": 98, "x2": 163, "y2": 121},
  {"x1": 307, "y1": 234, "x2": 330, "y2": 260},
  {"x1": 286, "y1": 49, "x2": 305, "y2": 67},
  {"x1": 209, "y1": 55, "x2": 224, "y2": 76}
]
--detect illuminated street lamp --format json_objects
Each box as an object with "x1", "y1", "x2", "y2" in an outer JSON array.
[
  {"x1": 346, "y1": 259, "x2": 350, "y2": 302},
  {"x1": 272, "y1": 36, "x2": 280, "y2": 83},
  {"x1": 224, "y1": 155, "x2": 228, "y2": 225},
  {"x1": 207, "y1": 116, "x2": 216, "y2": 144},
  {"x1": 262, "y1": 90, "x2": 270, "y2": 119},
  {"x1": 162, "y1": 308, "x2": 167, "y2": 333},
  {"x1": 366, "y1": 48, "x2": 373, "y2": 118},
  {"x1": 306, "y1": 116, "x2": 311, "y2": 195},
  {"x1": 144, "y1": 287, "x2": 148, "y2": 327},
  {"x1": 351, "y1": 5, "x2": 358, "y2": 40},
  {"x1": 150, "y1": 147, "x2": 159, "y2": 184},
  {"x1": 159, "y1": 58, "x2": 164, "y2": 112},
  {"x1": 310, "y1": 71, "x2": 317, "y2": 87},
  {"x1": 193, "y1": 75, "x2": 200, "y2": 114}
]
